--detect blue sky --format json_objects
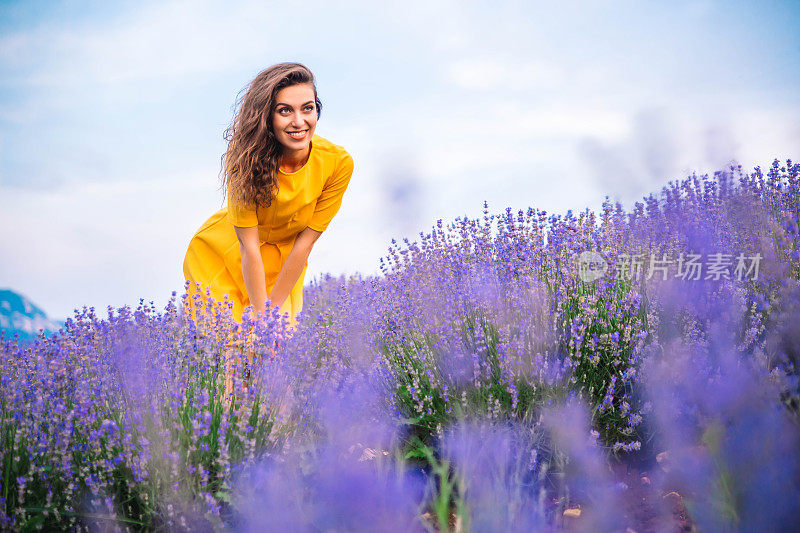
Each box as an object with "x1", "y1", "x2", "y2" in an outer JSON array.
[{"x1": 1, "y1": 0, "x2": 798, "y2": 319}]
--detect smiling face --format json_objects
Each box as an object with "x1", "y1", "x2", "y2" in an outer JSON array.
[{"x1": 271, "y1": 83, "x2": 318, "y2": 157}]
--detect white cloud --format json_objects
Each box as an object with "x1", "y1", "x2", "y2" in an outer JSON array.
[
  {"x1": 0, "y1": 166, "x2": 219, "y2": 317},
  {"x1": 3, "y1": 1, "x2": 275, "y2": 87},
  {"x1": 446, "y1": 56, "x2": 566, "y2": 91}
]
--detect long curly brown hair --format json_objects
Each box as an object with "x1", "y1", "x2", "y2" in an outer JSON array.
[{"x1": 220, "y1": 63, "x2": 322, "y2": 210}]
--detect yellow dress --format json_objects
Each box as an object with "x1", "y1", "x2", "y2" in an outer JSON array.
[{"x1": 182, "y1": 134, "x2": 354, "y2": 329}]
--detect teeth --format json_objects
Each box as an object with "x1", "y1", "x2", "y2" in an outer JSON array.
[{"x1": 288, "y1": 130, "x2": 307, "y2": 137}]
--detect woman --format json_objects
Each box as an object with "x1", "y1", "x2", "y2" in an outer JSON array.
[{"x1": 182, "y1": 62, "x2": 354, "y2": 333}]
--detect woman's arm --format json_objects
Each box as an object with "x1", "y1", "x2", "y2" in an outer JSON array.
[
  {"x1": 233, "y1": 225, "x2": 269, "y2": 317},
  {"x1": 267, "y1": 226, "x2": 322, "y2": 309}
]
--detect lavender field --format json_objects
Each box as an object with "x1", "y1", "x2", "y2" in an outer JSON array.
[{"x1": 2, "y1": 159, "x2": 799, "y2": 531}]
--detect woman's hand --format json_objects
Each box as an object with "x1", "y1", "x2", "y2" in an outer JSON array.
[
  {"x1": 257, "y1": 298, "x2": 284, "y2": 322},
  {"x1": 236, "y1": 224, "x2": 321, "y2": 325}
]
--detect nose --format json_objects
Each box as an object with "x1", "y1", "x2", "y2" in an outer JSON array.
[{"x1": 291, "y1": 111, "x2": 306, "y2": 128}]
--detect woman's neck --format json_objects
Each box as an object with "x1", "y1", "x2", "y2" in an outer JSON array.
[{"x1": 279, "y1": 145, "x2": 311, "y2": 173}]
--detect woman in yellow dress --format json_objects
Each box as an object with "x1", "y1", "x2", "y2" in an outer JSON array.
[{"x1": 182, "y1": 62, "x2": 354, "y2": 342}]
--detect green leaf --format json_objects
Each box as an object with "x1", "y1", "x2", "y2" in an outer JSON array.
[{"x1": 404, "y1": 448, "x2": 428, "y2": 460}]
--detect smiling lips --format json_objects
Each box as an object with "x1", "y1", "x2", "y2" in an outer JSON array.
[{"x1": 287, "y1": 129, "x2": 308, "y2": 140}]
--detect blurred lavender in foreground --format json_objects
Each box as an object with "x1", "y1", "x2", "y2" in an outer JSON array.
[
  {"x1": 1, "y1": 158, "x2": 798, "y2": 530},
  {"x1": 641, "y1": 274, "x2": 800, "y2": 531},
  {"x1": 232, "y1": 374, "x2": 426, "y2": 532}
]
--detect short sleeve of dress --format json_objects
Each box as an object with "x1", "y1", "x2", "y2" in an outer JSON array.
[
  {"x1": 226, "y1": 192, "x2": 259, "y2": 228},
  {"x1": 307, "y1": 152, "x2": 354, "y2": 233}
]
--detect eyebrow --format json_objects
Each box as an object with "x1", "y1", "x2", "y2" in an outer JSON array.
[{"x1": 276, "y1": 100, "x2": 315, "y2": 108}]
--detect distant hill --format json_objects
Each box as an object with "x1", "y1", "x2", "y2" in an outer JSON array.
[{"x1": 0, "y1": 289, "x2": 64, "y2": 341}]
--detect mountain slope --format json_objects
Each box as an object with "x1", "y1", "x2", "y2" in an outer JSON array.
[{"x1": 0, "y1": 289, "x2": 64, "y2": 341}]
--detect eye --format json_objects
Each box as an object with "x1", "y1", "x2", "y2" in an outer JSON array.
[
  {"x1": 278, "y1": 107, "x2": 290, "y2": 115},
  {"x1": 304, "y1": 105, "x2": 314, "y2": 112}
]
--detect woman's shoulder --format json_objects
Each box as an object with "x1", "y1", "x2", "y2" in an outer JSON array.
[{"x1": 312, "y1": 134, "x2": 351, "y2": 161}]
